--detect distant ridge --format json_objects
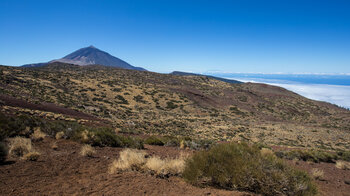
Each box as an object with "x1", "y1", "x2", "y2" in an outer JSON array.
[
  {"x1": 171, "y1": 71, "x2": 242, "y2": 84},
  {"x1": 22, "y1": 46, "x2": 146, "y2": 71}
]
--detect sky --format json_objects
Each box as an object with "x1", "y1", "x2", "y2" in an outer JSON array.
[{"x1": 1, "y1": 0, "x2": 350, "y2": 73}]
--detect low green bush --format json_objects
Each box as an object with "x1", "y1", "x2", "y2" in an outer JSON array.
[
  {"x1": 276, "y1": 149, "x2": 338, "y2": 163},
  {"x1": 76, "y1": 128, "x2": 143, "y2": 149},
  {"x1": 143, "y1": 135, "x2": 213, "y2": 150},
  {"x1": 0, "y1": 111, "x2": 85, "y2": 139},
  {"x1": 337, "y1": 150, "x2": 350, "y2": 162},
  {"x1": 144, "y1": 135, "x2": 165, "y2": 146},
  {"x1": 183, "y1": 142, "x2": 317, "y2": 196}
]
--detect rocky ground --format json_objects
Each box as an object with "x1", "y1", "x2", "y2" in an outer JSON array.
[{"x1": 1, "y1": 138, "x2": 349, "y2": 196}]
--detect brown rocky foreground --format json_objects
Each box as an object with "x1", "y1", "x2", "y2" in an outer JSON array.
[{"x1": 0, "y1": 138, "x2": 349, "y2": 196}]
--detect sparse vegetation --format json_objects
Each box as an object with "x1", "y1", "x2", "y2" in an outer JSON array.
[
  {"x1": 183, "y1": 142, "x2": 317, "y2": 196},
  {"x1": 109, "y1": 149, "x2": 146, "y2": 173},
  {"x1": 80, "y1": 144, "x2": 96, "y2": 157},
  {"x1": 30, "y1": 128, "x2": 46, "y2": 141},
  {"x1": 145, "y1": 154, "x2": 187, "y2": 177},
  {"x1": 23, "y1": 151, "x2": 40, "y2": 161},
  {"x1": 109, "y1": 148, "x2": 187, "y2": 177},
  {"x1": 143, "y1": 135, "x2": 213, "y2": 150},
  {"x1": 144, "y1": 136, "x2": 165, "y2": 146},
  {"x1": 77, "y1": 129, "x2": 144, "y2": 149},
  {"x1": 166, "y1": 101, "x2": 178, "y2": 109},
  {"x1": 311, "y1": 168, "x2": 324, "y2": 180},
  {"x1": 336, "y1": 150, "x2": 350, "y2": 162},
  {"x1": 8, "y1": 137, "x2": 40, "y2": 161},
  {"x1": 55, "y1": 131, "x2": 65, "y2": 139},
  {"x1": 1, "y1": 64, "x2": 350, "y2": 151},
  {"x1": 8, "y1": 137, "x2": 33, "y2": 157},
  {"x1": 276, "y1": 149, "x2": 338, "y2": 163},
  {"x1": 335, "y1": 161, "x2": 350, "y2": 170}
]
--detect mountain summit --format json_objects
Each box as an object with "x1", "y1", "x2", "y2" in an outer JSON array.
[{"x1": 22, "y1": 46, "x2": 146, "y2": 71}]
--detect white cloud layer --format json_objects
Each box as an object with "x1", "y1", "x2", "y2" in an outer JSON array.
[{"x1": 229, "y1": 78, "x2": 350, "y2": 109}]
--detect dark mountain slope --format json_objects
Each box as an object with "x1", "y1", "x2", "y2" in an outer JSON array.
[
  {"x1": 22, "y1": 46, "x2": 146, "y2": 71},
  {"x1": 171, "y1": 71, "x2": 242, "y2": 84}
]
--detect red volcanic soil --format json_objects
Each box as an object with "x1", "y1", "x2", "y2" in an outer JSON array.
[
  {"x1": 289, "y1": 160, "x2": 350, "y2": 196},
  {"x1": 1, "y1": 138, "x2": 349, "y2": 196},
  {"x1": 0, "y1": 95, "x2": 100, "y2": 121},
  {"x1": 0, "y1": 138, "x2": 252, "y2": 196}
]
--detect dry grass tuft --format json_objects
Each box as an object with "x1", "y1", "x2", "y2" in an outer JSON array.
[
  {"x1": 31, "y1": 128, "x2": 46, "y2": 141},
  {"x1": 335, "y1": 161, "x2": 350, "y2": 170},
  {"x1": 145, "y1": 156, "x2": 165, "y2": 173},
  {"x1": 8, "y1": 137, "x2": 33, "y2": 157},
  {"x1": 160, "y1": 156, "x2": 186, "y2": 175},
  {"x1": 55, "y1": 131, "x2": 65, "y2": 140},
  {"x1": 260, "y1": 147, "x2": 275, "y2": 157},
  {"x1": 145, "y1": 153, "x2": 188, "y2": 176},
  {"x1": 109, "y1": 149, "x2": 146, "y2": 174},
  {"x1": 109, "y1": 148, "x2": 187, "y2": 176},
  {"x1": 311, "y1": 168, "x2": 325, "y2": 180},
  {"x1": 8, "y1": 137, "x2": 40, "y2": 161},
  {"x1": 23, "y1": 151, "x2": 40, "y2": 161},
  {"x1": 80, "y1": 144, "x2": 96, "y2": 157},
  {"x1": 81, "y1": 130, "x2": 90, "y2": 143}
]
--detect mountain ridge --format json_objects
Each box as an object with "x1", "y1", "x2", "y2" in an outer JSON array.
[
  {"x1": 171, "y1": 71, "x2": 242, "y2": 84},
  {"x1": 22, "y1": 46, "x2": 146, "y2": 71}
]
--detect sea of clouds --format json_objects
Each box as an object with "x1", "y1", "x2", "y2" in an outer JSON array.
[{"x1": 227, "y1": 77, "x2": 350, "y2": 109}]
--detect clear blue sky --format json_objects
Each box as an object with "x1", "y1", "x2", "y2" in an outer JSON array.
[{"x1": 1, "y1": 0, "x2": 349, "y2": 73}]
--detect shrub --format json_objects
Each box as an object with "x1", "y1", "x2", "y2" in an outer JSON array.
[
  {"x1": 77, "y1": 129, "x2": 143, "y2": 149},
  {"x1": 144, "y1": 136, "x2": 165, "y2": 146},
  {"x1": 80, "y1": 144, "x2": 96, "y2": 157},
  {"x1": 336, "y1": 150, "x2": 350, "y2": 162},
  {"x1": 23, "y1": 151, "x2": 40, "y2": 161},
  {"x1": 8, "y1": 137, "x2": 33, "y2": 157},
  {"x1": 335, "y1": 161, "x2": 350, "y2": 170},
  {"x1": 109, "y1": 149, "x2": 147, "y2": 174},
  {"x1": 109, "y1": 148, "x2": 187, "y2": 177},
  {"x1": 133, "y1": 95, "x2": 146, "y2": 103},
  {"x1": 166, "y1": 101, "x2": 178, "y2": 109},
  {"x1": 0, "y1": 142, "x2": 7, "y2": 162},
  {"x1": 30, "y1": 128, "x2": 46, "y2": 141},
  {"x1": 311, "y1": 168, "x2": 324, "y2": 180},
  {"x1": 55, "y1": 131, "x2": 65, "y2": 139},
  {"x1": 8, "y1": 137, "x2": 40, "y2": 160},
  {"x1": 276, "y1": 149, "x2": 337, "y2": 163},
  {"x1": 183, "y1": 142, "x2": 317, "y2": 196},
  {"x1": 145, "y1": 155, "x2": 186, "y2": 177},
  {"x1": 0, "y1": 111, "x2": 85, "y2": 139},
  {"x1": 115, "y1": 95, "x2": 129, "y2": 104},
  {"x1": 183, "y1": 139, "x2": 213, "y2": 150},
  {"x1": 260, "y1": 147, "x2": 275, "y2": 157}
]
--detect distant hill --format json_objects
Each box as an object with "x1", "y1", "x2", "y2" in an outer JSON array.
[
  {"x1": 1, "y1": 62, "x2": 350, "y2": 150},
  {"x1": 171, "y1": 71, "x2": 242, "y2": 84},
  {"x1": 22, "y1": 45, "x2": 146, "y2": 71}
]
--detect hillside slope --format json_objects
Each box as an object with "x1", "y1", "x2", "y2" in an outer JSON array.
[{"x1": 1, "y1": 62, "x2": 349, "y2": 150}]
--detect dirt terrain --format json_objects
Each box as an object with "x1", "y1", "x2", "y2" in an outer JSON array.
[
  {"x1": 1, "y1": 138, "x2": 349, "y2": 196},
  {"x1": 0, "y1": 138, "x2": 252, "y2": 196}
]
